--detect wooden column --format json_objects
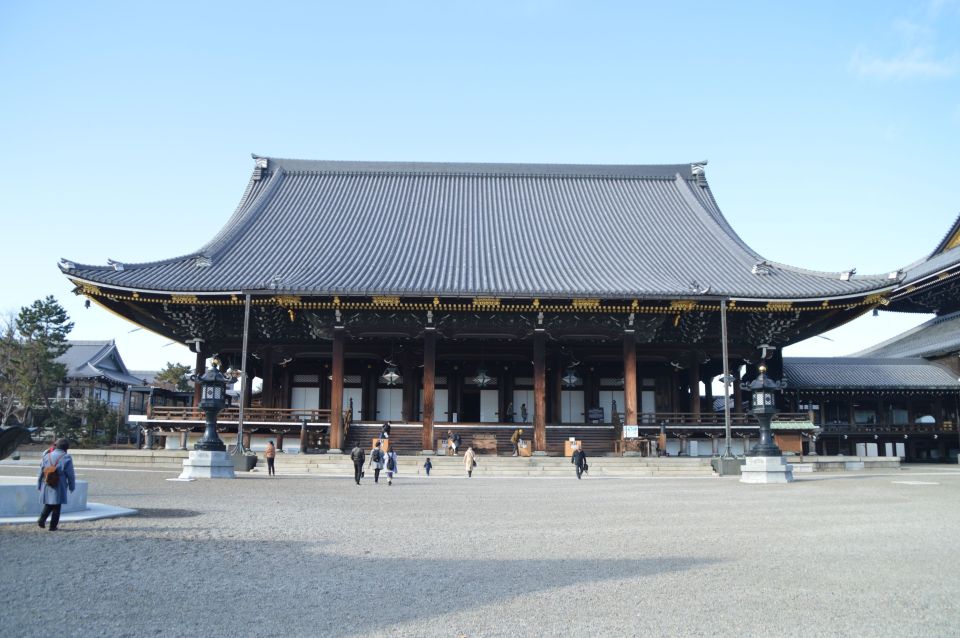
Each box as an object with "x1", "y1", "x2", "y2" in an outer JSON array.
[
  {"x1": 552, "y1": 352, "x2": 563, "y2": 424},
  {"x1": 329, "y1": 329, "x2": 345, "y2": 452},
  {"x1": 623, "y1": 332, "x2": 637, "y2": 426},
  {"x1": 422, "y1": 329, "x2": 436, "y2": 452},
  {"x1": 733, "y1": 366, "x2": 743, "y2": 414},
  {"x1": 689, "y1": 355, "x2": 701, "y2": 417},
  {"x1": 533, "y1": 330, "x2": 547, "y2": 452},
  {"x1": 276, "y1": 432, "x2": 284, "y2": 451},
  {"x1": 261, "y1": 349, "x2": 275, "y2": 408},
  {"x1": 192, "y1": 351, "x2": 205, "y2": 407}
]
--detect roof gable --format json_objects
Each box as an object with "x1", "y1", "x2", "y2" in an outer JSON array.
[{"x1": 61, "y1": 156, "x2": 898, "y2": 300}]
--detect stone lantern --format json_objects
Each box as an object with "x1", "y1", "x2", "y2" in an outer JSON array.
[
  {"x1": 178, "y1": 359, "x2": 236, "y2": 480},
  {"x1": 740, "y1": 357, "x2": 793, "y2": 484},
  {"x1": 194, "y1": 361, "x2": 229, "y2": 452}
]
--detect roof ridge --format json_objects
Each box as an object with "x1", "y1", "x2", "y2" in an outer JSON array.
[{"x1": 256, "y1": 155, "x2": 697, "y2": 179}]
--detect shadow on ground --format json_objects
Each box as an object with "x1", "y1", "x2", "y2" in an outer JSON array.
[{"x1": 132, "y1": 508, "x2": 203, "y2": 518}]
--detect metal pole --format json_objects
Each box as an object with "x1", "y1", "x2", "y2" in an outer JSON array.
[
  {"x1": 720, "y1": 298, "x2": 733, "y2": 457},
  {"x1": 235, "y1": 293, "x2": 252, "y2": 452}
]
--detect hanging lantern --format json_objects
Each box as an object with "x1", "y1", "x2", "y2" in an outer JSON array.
[
  {"x1": 473, "y1": 368, "x2": 494, "y2": 388},
  {"x1": 562, "y1": 367, "x2": 581, "y2": 388},
  {"x1": 381, "y1": 365, "x2": 402, "y2": 386}
]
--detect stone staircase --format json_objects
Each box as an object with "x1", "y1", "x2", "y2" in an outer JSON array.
[
  {"x1": 5, "y1": 447, "x2": 716, "y2": 477},
  {"x1": 263, "y1": 453, "x2": 716, "y2": 478}
]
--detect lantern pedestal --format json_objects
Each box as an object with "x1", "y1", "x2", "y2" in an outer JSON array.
[
  {"x1": 739, "y1": 456, "x2": 794, "y2": 484},
  {"x1": 178, "y1": 450, "x2": 236, "y2": 480}
]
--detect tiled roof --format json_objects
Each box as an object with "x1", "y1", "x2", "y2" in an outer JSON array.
[
  {"x1": 856, "y1": 311, "x2": 960, "y2": 359},
  {"x1": 56, "y1": 341, "x2": 145, "y2": 387},
  {"x1": 783, "y1": 357, "x2": 958, "y2": 390},
  {"x1": 61, "y1": 157, "x2": 898, "y2": 300}
]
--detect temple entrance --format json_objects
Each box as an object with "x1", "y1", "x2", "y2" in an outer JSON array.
[
  {"x1": 458, "y1": 389, "x2": 498, "y2": 422},
  {"x1": 461, "y1": 391, "x2": 480, "y2": 422}
]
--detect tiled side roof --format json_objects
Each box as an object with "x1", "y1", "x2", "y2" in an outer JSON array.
[
  {"x1": 61, "y1": 157, "x2": 897, "y2": 300},
  {"x1": 56, "y1": 341, "x2": 144, "y2": 386},
  {"x1": 783, "y1": 357, "x2": 958, "y2": 390},
  {"x1": 856, "y1": 311, "x2": 960, "y2": 358}
]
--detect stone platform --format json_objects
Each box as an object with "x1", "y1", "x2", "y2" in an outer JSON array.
[{"x1": 0, "y1": 476, "x2": 136, "y2": 525}]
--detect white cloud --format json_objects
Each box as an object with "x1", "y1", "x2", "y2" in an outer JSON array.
[
  {"x1": 850, "y1": 46, "x2": 957, "y2": 79},
  {"x1": 850, "y1": 3, "x2": 958, "y2": 80}
]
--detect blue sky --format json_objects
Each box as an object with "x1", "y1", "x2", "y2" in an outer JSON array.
[{"x1": 1, "y1": 1, "x2": 958, "y2": 371}]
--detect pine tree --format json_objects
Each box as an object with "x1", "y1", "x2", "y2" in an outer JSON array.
[{"x1": 0, "y1": 296, "x2": 73, "y2": 425}]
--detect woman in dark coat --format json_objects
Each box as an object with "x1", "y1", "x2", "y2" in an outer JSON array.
[{"x1": 37, "y1": 438, "x2": 76, "y2": 531}]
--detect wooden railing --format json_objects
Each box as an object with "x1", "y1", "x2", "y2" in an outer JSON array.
[
  {"x1": 636, "y1": 412, "x2": 811, "y2": 427},
  {"x1": 820, "y1": 421, "x2": 955, "y2": 434},
  {"x1": 149, "y1": 406, "x2": 332, "y2": 423}
]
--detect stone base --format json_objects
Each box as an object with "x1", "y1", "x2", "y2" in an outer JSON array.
[
  {"x1": 420, "y1": 450, "x2": 434, "y2": 456},
  {"x1": 712, "y1": 456, "x2": 743, "y2": 476},
  {"x1": 532, "y1": 451, "x2": 548, "y2": 457},
  {"x1": 739, "y1": 456, "x2": 794, "y2": 484},
  {"x1": 0, "y1": 477, "x2": 89, "y2": 517},
  {"x1": 327, "y1": 448, "x2": 342, "y2": 455},
  {"x1": 178, "y1": 450, "x2": 236, "y2": 479}
]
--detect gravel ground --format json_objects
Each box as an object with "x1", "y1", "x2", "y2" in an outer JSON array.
[{"x1": 1, "y1": 464, "x2": 959, "y2": 638}]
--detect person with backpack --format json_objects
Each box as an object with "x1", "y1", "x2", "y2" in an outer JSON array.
[
  {"x1": 384, "y1": 448, "x2": 399, "y2": 486},
  {"x1": 37, "y1": 438, "x2": 75, "y2": 531},
  {"x1": 264, "y1": 440, "x2": 277, "y2": 476},
  {"x1": 448, "y1": 430, "x2": 462, "y2": 456},
  {"x1": 350, "y1": 444, "x2": 365, "y2": 485},
  {"x1": 423, "y1": 457, "x2": 432, "y2": 476},
  {"x1": 368, "y1": 441, "x2": 385, "y2": 484},
  {"x1": 379, "y1": 421, "x2": 391, "y2": 441},
  {"x1": 572, "y1": 444, "x2": 588, "y2": 480}
]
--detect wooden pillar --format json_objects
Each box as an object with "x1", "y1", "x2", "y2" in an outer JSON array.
[
  {"x1": 329, "y1": 329, "x2": 345, "y2": 452},
  {"x1": 689, "y1": 355, "x2": 701, "y2": 418},
  {"x1": 552, "y1": 352, "x2": 563, "y2": 424},
  {"x1": 422, "y1": 329, "x2": 436, "y2": 451},
  {"x1": 192, "y1": 351, "x2": 205, "y2": 407},
  {"x1": 733, "y1": 366, "x2": 743, "y2": 414},
  {"x1": 276, "y1": 432, "x2": 284, "y2": 451},
  {"x1": 533, "y1": 330, "x2": 547, "y2": 452},
  {"x1": 242, "y1": 432, "x2": 251, "y2": 449},
  {"x1": 262, "y1": 349, "x2": 275, "y2": 408},
  {"x1": 623, "y1": 333, "x2": 637, "y2": 426}
]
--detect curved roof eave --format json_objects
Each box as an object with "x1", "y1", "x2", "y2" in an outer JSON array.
[{"x1": 57, "y1": 156, "x2": 908, "y2": 303}]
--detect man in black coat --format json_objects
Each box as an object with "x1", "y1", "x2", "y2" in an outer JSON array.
[
  {"x1": 350, "y1": 445, "x2": 365, "y2": 485},
  {"x1": 572, "y1": 445, "x2": 588, "y2": 480}
]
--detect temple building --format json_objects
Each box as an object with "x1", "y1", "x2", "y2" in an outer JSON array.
[
  {"x1": 781, "y1": 310, "x2": 960, "y2": 462},
  {"x1": 58, "y1": 156, "x2": 960, "y2": 456}
]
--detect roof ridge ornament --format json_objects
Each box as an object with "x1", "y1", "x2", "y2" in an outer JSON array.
[
  {"x1": 840, "y1": 268, "x2": 857, "y2": 281},
  {"x1": 691, "y1": 160, "x2": 708, "y2": 187},
  {"x1": 107, "y1": 259, "x2": 125, "y2": 272},
  {"x1": 751, "y1": 261, "x2": 771, "y2": 276},
  {"x1": 252, "y1": 155, "x2": 269, "y2": 181}
]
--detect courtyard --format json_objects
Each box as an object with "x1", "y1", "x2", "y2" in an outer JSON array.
[{"x1": 1, "y1": 464, "x2": 959, "y2": 637}]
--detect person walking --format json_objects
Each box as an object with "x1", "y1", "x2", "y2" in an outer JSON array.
[
  {"x1": 385, "y1": 448, "x2": 399, "y2": 486},
  {"x1": 380, "y1": 421, "x2": 391, "y2": 441},
  {"x1": 463, "y1": 446, "x2": 477, "y2": 478},
  {"x1": 265, "y1": 440, "x2": 276, "y2": 476},
  {"x1": 350, "y1": 444, "x2": 365, "y2": 485},
  {"x1": 423, "y1": 457, "x2": 432, "y2": 476},
  {"x1": 572, "y1": 444, "x2": 588, "y2": 480},
  {"x1": 368, "y1": 441, "x2": 385, "y2": 484},
  {"x1": 37, "y1": 438, "x2": 76, "y2": 531},
  {"x1": 510, "y1": 427, "x2": 524, "y2": 456}
]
